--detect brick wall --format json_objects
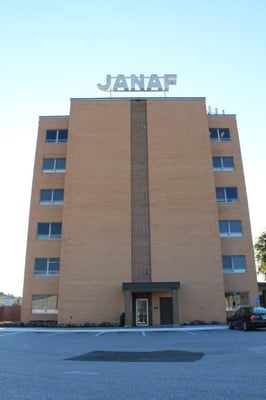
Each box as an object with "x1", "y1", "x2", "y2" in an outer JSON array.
[{"x1": 0, "y1": 305, "x2": 21, "y2": 321}]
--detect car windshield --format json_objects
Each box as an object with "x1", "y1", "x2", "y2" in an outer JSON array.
[{"x1": 253, "y1": 307, "x2": 266, "y2": 314}]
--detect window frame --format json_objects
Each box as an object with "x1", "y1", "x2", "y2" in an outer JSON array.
[
  {"x1": 212, "y1": 156, "x2": 235, "y2": 171},
  {"x1": 225, "y1": 292, "x2": 249, "y2": 311},
  {"x1": 42, "y1": 158, "x2": 66, "y2": 173},
  {"x1": 32, "y1": 294, "x2": 58, "y2": 314},
  {"x1": 219, "y1": 220, "x2": 243, "y2": 237},
  {"x1": 216, "y1": 187, "x2": 238, "y2": 203},
  {"x1": 45, "y1": 129, "x2": 68, "y2": 143},
  {"x1": 40, "y1": 189, "x2": 64, "y2": 205},
  {"x1": 37, "y1": 222, "x2": 62, "y2": 240},
  {"x1": 34, "y1": 258, "x2": 60, "y2": 276},
  {"x1": 222, "y1": 255, "x2": 247, "y2": 274},
  {"x1": 209, "y1": 128, "x2": 231, "y2": 142}
]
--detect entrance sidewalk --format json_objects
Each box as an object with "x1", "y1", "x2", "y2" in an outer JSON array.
[{"x1": 0, "y1": 324, "x2": 227, "y2": 334}]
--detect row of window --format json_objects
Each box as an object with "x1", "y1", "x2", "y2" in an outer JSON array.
[
  {"x1": 32, "y1": 254, "x2": 246, "y2": 279},
  {"x1": 44, "y1": 128, "x2": 231, "y2": 145},
  {"x1": 41, "y1": 156, "x2": 234, "y2": 174},
  {"x1": 36, "y1": 220, "x2": 242, "y2": 240},
  {"x1": 211, "y1": 130, "x2": 243, "y2": 273},
  {"x1": 32, "y1": 290, "x2": 249, "y2": 315},
  {"x1": 31, "y1": 288, "x2": 250, "y2": 315},
  {"x1": 37, "y1": 187, "x2": 239, "y2": 207},
  {"x1": 36, "y1": 220, "x2": 243, "y2": 240}
]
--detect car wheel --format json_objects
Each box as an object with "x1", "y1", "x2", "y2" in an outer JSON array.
[
  {"x1": 242, "y1": 321, "x2": 249, "y2": 331},
  {"x1": 228, "y1": 321, "x2": 234, "y2": 330}
]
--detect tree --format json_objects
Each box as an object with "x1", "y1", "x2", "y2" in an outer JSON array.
[{"x1": 255, "y1": 231, "x2": 266, "y2": 280}]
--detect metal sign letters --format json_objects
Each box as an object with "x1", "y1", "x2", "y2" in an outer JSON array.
[{"x1": 97, "y1": 74, "x2": 177, "y2": 92}]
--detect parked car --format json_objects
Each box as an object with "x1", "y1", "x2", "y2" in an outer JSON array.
[{"x1": 228, "y1": 306, "x2": 266, "y2": 331}]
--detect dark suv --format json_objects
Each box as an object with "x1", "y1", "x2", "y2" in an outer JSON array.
[{"x1": 228, "y1": 306, "x2": 266, "y2": 331}]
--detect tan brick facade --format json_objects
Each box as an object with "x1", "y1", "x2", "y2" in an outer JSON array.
[{"x1": 21, "y1": 97, "x2": 258, "y2": 326}]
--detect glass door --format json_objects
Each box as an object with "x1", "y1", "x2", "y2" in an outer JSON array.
[{"x1": 136, "y1": 298, "x2": 149, "y2": 326}]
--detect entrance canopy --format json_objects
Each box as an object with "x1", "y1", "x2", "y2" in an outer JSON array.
[
  {"x1": 122, "y1": 281, "x2": 180, "y2": 292},
  {"x1": 122, "y1": 281, "x2": 180, "y2": 326}
]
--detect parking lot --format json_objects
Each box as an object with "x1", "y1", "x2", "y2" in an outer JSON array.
[{"x1": 1, "y1": 326, "x2": 266, "y2": 400}]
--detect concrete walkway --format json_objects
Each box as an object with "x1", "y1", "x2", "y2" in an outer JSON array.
[{"x1": 0, "y1": 324, "x2": 227, "y2": 334}]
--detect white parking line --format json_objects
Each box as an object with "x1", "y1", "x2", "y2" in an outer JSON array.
[
  {"x1": 64, "y1": 371, "x2": 99, "y2": 376},
  {"x1": 94, "y1": 331, "x2": 104, "y2": 337},
  {"x1": 46, "y1": 333, "x2": 61, "y2": 337}
]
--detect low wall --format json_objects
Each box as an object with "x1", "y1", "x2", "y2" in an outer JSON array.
[{"x1": 0, "y1": 305, "x2": 21, "y2": 322}]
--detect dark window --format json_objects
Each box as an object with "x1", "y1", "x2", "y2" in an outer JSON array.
[
  {"x1": 34, "y1": 258, "x2": 60, "y2": 276},
  {"x1": 40, "y1": 189, "x2": 64, "y2": 205},
  {"x1": 216, "y1": 187, "x2": 238, "y2": 203},
  {"x1": 212, "y1": 156, "x2": 234, "y2": 171},
  {"x1": 45, "y1": 129, "x2": 68, "y2": 143},
  {"x1": 210, "y1": 128, "x2": 230, "y2": 141},
  {"x1": 37, "y1": 223, "x2": 62, "y2": 239},
  {"x1": 219, "y1": 220, "x2": 242, "y2": 237},
  {"x1": 42, "y1": 158, "x2": 66, "y2": 173},
  {"x1": 222, "y1": 255, "x2": 247, "y2": 273}
]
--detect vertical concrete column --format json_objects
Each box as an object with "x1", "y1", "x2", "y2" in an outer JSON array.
[
  {"x1": 124, "y1": 290, "x2": 133, "y2": 327},
  {"x1": 172, "y1": 289, "x2": 179, "y2": 325}
]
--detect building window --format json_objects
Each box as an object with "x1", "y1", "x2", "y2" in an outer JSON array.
[
  {"x1": 37, "y1": 223, "x2": 62, "y2": 240},
  {"x1": 222, "y1": 255, "x2": 247, "y2": 273},
  {"x1": 34, "y1": 258, "x2": 60, "y2": 276},
  {"x1": 42, "y1": 158, "x2": 66, "y2": 173},
  {"x1": 45, "y1": 129, "x2": 68, "y2": 143},
  {"x1": 32, "y1": 294, "x2": 58, "y2": 314},
  {"x1": 216, "y1": 187, "x2": 238, "y2": 203},
  {"x1": 219, "y1": 220, "x2": 242, "y2": 237},
  {"x1": 40, "y1": 189, "x2": 64, "y2": 205},
  {"x1": 212, "y1": 156, "x2": 234, "y2": 171},
  {"x1": 210, "y1": 128, "x2": 230, "y2": 141},
  {"x1": 225, "y1": 292, "x2": 249, "y2": 311}
]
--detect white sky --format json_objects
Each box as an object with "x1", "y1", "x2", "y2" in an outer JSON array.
[{"x1": 1, "y1": 0, "x2": 266, "y2": 295}]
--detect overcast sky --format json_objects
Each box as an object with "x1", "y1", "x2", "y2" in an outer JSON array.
[{"x1": 1, "y1": 0, "x2": 266, "y2": 295}]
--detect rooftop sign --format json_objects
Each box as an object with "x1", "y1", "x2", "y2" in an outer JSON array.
[{"x1": 97, "y1": 74, "x2": 177, "y2": 92}]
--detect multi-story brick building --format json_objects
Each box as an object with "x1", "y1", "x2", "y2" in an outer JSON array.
[{"x1": 21, "y1": 97, "x2": 258, "y2": 326}]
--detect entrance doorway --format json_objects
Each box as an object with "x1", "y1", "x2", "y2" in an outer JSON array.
[
  {"x1": 135, "y1": 298, "x2": 149, "y2": 326},
  {"x1": 160, "y1": 297, "x2": 173, "y2": 325}
]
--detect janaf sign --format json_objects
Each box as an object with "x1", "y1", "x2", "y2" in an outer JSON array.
[{"x1": 97, "y1": 74, "x2": 177, "y2": 92}]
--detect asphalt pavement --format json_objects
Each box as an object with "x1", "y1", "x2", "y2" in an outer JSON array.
[{"x1": 0, "y1": 325, "x2": 266, "y2": 400}]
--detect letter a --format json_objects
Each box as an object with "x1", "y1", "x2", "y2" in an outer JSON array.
[
  {"x1": 113, "y1": 75, "x2": 129, "y2": 91},
  {"x1": 147, "y1": 74, "x2": 163, "y2": 91}
]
